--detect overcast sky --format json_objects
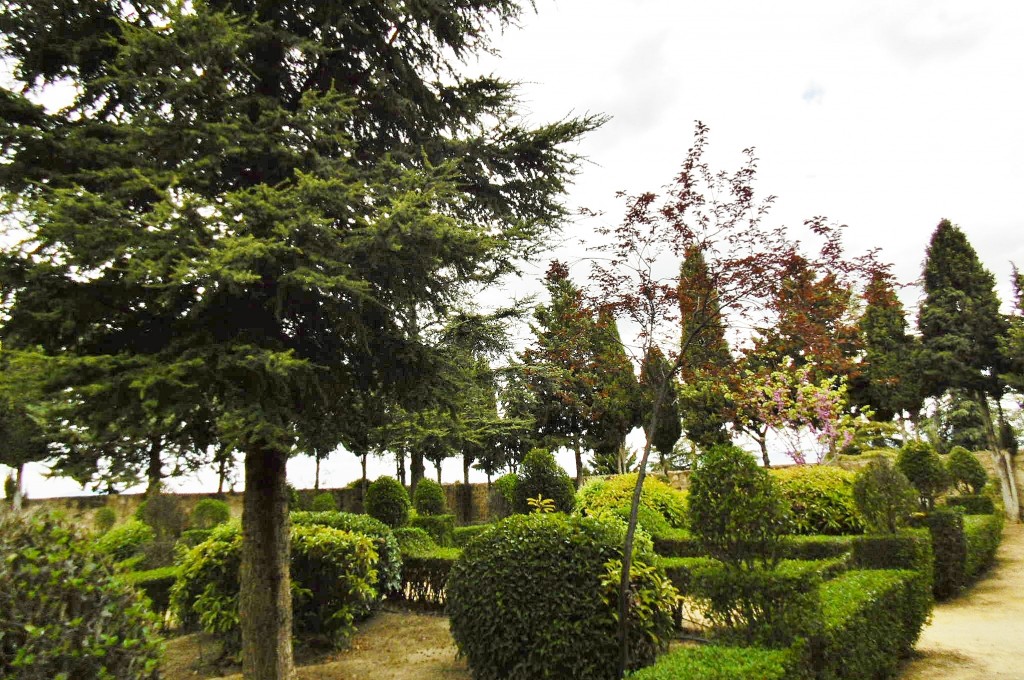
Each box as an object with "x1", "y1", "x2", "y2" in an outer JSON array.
[{"x1": 12, "y1": 0, "x2": 1024, "y2": 498}]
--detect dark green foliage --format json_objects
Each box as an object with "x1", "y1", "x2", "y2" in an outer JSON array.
[
  {"x1": 850, "y1": 530, "x2": 933, "y2": 576},
  {"x1": 138, "y1": 493, "x2": 186, "y2": 541},
  {"x1": 852, "y1": 457, "x2": 918, "y2": 534},
  {"x1": 639, "y1": 345, "x2": 683, "y2": 461},
  {"x1": 771, "y1": 465, "x2": 863, "y2": 535},
  {"x1": 447, "y1": 513, "x2": 674, "y2": 679},
  {"x1": 489, "y1": 472, "x2": 517, "y2": 519},
  {"x1": 0, "y1": 512, "x2": 162, "y2": 679},
  {"x1": 3, "y1": 473, "x2": 15, "y2": 501},
  {"x1": 897, "y1": 441, "x2": 949, "y2": 510},
  {"x1": 576, "y1": 473, "x2": 688, "y2": 533},
  {"x1": 928, "y1": 392, "x2": 989, "y2": 453},
  {"x1": 310, "y1": 491, "x2": 338, "y2": 513},
  {"x1": 512, "y1": 448, "x2": 575, "y2": 514},
  {"x1": 628, "y1": 643, "x2": 807, "y2": 680},
  {"x1": 587, "y1": 309, "x2": 644, "y2": 471},
  {"x1": 945, "y1": 494, "x2": 995, "y2": 515},
  {"x1": 926, "y1": 509, "x2": 967, "y2": 600},
  {"x1": 93, "y1": 519, "x2": 155, "y2": 563},
  {"x1": 412, "y1": 478, "x2": 447, "y2": 515},
  {"x1": 963, "y1": 513, "x2": 1003, "y2": 583},
  {"x1": 94, "y1": 505, "x2": 117, "y2": 533},
  {"x1": 189, "y1": 498, "x2": 231, "y2": 530},
  {"x1": 171, "y1": 523, "x2": 378, "y2": 652},
  {"x1": 687, "y1": 445, "x2": 789, "y2": 568},
  {"x1": 453, "y1": 524, "x2": 493, "y2": 547},
  {"x1": 946, "y1": 447, "x2": 988, "y2": 494},
  {"x1": 777, "y1": 535, "x2": 856, "y2": 561},
  {"x1": 409, "y1": 514, "x2": 456, "y2": 547},
  {"x1": 364, "y1": 476, "x2": 411, "y2": 528},
  {"x1": 124, "y1": 566, "x2": 180, "y2": 614},
  {"x1": 816, "y1": 569, "x2": 931, "y2": 680},
  {"x1": 290, "y1": 510, "x2": 402, "y2": 598}
]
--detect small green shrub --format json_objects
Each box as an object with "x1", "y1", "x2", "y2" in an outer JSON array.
[
  {"x1": 94, "y1": 518, "x2": 155, "y2": 563},
  {"x1": 512, "y1": 449, "x2": 575, "y2": 514},
  {"x1": 189, "y1": 498, "x2": 231, "y2": 530},
  {"x1": 447, "y1": 512, "x2": 675, "y2": 679},
  {"x1": 687, "y1": 445, "x2": 789, "y2": 568},
  {"x1": 897, "y1": 441, "x2": 949, "y2": 510},
  {"x1": 137, "y1": 493, "x2": 186, "y2": 540},
  {"x1": 170, "y1": 522, "x2": 378, "y2": 652},
  {"x1": 412, "y1": 478, "x2": 447, "y2": 515},
  {"x1": 945, "y1": 494, "x2": 995, "y2": 515},
  {"x1": 576, "y1": 473, "x2": 688, "y2": 532},
  {"x1": 364, "y1": 476, "x2": 411, "y2": 528},
  {"x1": 946, "y1": 447, "x2": 988, "y2": 494},
  {"x1": 852, "y1": 456, "x2": 918, "y2": 534},
  {"x1": 394, "y1": 526, "x2": 437, "y2": 553},
  {"x1": 963, "y1": 513, "x2": 1003, "y2": 583},
  {"x1": 94, "y1": 505, "x2": 117, "y2": 533},
  {"x1": 310, "y1": 491, "x2": 338, "y2": 512},
  {"x1": 490, "y1": 472, "x2": 518, "y2": 519},
  {"x1": 0, "y1": 512, "x2": 163, "y2": 679},
  {"x1": 409, "y1": 513, "x2": 455, "y2": 547},
  {"x1": 771, "y1": 465, "x2": 863, "y2": 535},
  {"x1": 926, "y1": 508, "x2": 967, "y2": 600},
  {"x1": 628, "y1": 643, "x2": 808, "y2": 680}
]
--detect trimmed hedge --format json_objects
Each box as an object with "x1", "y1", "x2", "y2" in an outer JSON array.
[
  {"x1": 964, "y1": 513, "x2": 1004, "y2": 583},
  {"x1": 628, "y1": 643, "x2": 809, "y2": 680},
  {"x1": 94, "y1": 519, "x2": 155, "y2": 564},
  {"x1": 815, "y1": 569, "x2": 930, "y2": 679},
  {"x1": 310, "y1": 491, "x2": 338, "y2": 512},
  {"x1": 124, "y1": 566, "x2": 180, "y2": 614},
  {"x1": 926, "y1": 509, "x2": 967, "y2": 600},
  {"x1": 409, "y1": 513, "x2": 455, "y2": 547},
  {"x1": 778, "y1": 535, "x2": 855, "y2": 561},
  {"x1": 850, "y1": 530, "x2": 933, "y2": 583},
  {"x1": 771, "y1": 465, "x2": 863, "y2": 535},
  {"x1": 944, "y1": 494, "x2": 995, "y2": 515},
  {"x1": 652, "y1": 528, "x2": 703, "y2": 558},
  {"x1": 400, "y1": 546, "x2": 461, "y2": 608},
  {"x1": 453, "y1": 524, "x2": 492, "y2": 547}
]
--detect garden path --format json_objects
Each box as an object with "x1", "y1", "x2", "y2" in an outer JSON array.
[{"x1": 900, "y1": 520, "x2": 1024, "y2": 679}]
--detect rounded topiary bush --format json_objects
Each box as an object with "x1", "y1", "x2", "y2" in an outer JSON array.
[
  {"x1": 897, "y1": 441, "x2": 949, "y2": 510},
  {"x1": 93, "y1": 518, "x2": 155, "y2": 564},
  {"x1": 310, "y1": 491, "x2": 339, "y2": 512},
  {"x1": 770, "y1": 464, "x2": 863, "y2": 535},
  {"x1": 189, "y1": 498, "x2": 231, "y2": 530},
  {"x1": 489, "y1": 471, "x2": 518, "y2": 519},
  {"x1": 1, "y1": 512, "x2": 162, "y2": 679},
  {"x1": 94, "y1": 505, "x2": 117, "y2": 533},
  {"x1": 688, "y1": 445, "x2": 789, "y2": 567},
  {"x1": 852, "y1": 456, "x2": 918, "y2": 534},
  {"x1": 447, "y1": 512, "x2": 676, "y2": 680},
  {"x1": 575, "y1": 473, "x2": 687, "y2": 535},
  {"x1": 513, "y1": 448, "x2": 575, "y2": 514},
  {"x1": 365, "y1": 476, "x2": 411, "y2": 528},
  {"x1": 946, "y1": 446, "x2": 988, "y2": 495},
  {"x1": 170, "y1": 522, "x2": 378, "y2": 652},
  {"x1": 413, "y1": 478, "x2": 447, "y2": 516}
]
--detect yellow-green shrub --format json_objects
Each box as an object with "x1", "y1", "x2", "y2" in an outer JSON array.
[{"x1": 771, "y1": 465, "x2": 863, "y2": 535}]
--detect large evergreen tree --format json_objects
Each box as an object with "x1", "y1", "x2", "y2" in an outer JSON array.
[
  {"x1": 586, "y1": 308, "x2": 642, "y2": 475},
  {"x1": 0, "y1": 3, "x2": 598, "y2": 676},
  {"x1": 638, "y1": 345, "x2": 682, "y2": 471}
]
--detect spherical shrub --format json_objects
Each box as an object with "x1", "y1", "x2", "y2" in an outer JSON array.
[
  {"x1": 310, "y1": 491, "x2": 339, "y2": 512},
  {"x1": 189, "y1": 498, "x2": 231, "y2": 530},
  {"x1": 946, "y1": 446, "x2": 988, "y2": 494},
  {"x1": 1, "y1": 512, "x2": 162, "y2": 679},
  {"x1": 688, "y1": 445, "x2": 789, "y2": 567},
  {"x1": 447, "y1": 512, "x2": 676, "y2": 680},
  {"x1": 393, "y1": 526, "x2": 437, "y2": 553},
  {"x1": 897, "y1": 441, "x2": 949, "y2": 510},
  {"x1": 852, "y1": 457, "x2": 918, "y2": 534},
  {"x1": 513, "y1": 448, "x2": 575, "y2": 514},
  {"x1": 170, "y1": 522, "x2": 378, "y2": 652},
  {"x1": 365, "y1": 476, "x2": 411, "y2": 528},
  {"x1": 137, "y1": 493, "x2": 186, "y2": 541},
  {"x1": 413, "y1": 478, "x2": 447, "y2": 515},
  {"x1": 770, "y1": 465, "x2": 863, "y2": 535},
  {"x1": 291, "y1": 510, "x2": 402, "y2": 598},
  {"x1": 94, "y1": 518, "x2": 155, "y2": 563},
  {"x1": 575, "y1": 473, "x2": 687, "y2": 534},
  {"x1": 94, "y1": 505, "x2": 117, "y2": 533}
]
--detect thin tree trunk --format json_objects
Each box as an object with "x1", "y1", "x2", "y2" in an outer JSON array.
[
  {"x1": 12, "y1": 463, "x2": 24, "y2": 513},
  {"x1": 314, "y1": 455, "x2": 321, "y2": 491},
  {"x1": 396, "y1": 449, "x2": 406, "y2": 486},
  {"x1": 217, "y1": 450, "x2": 227, "y2": 495},
  {"x1": 411, "y1": 449, "x2": 425, "y2": 496},
  {"x1": 436, "y1": 463, "x2": 442, "y2": 484},
  {"x1": 574, "y1": 441, "x2": 583, "y2": 489},
  {"x1": 145, "y1": 437, "x2": 163, "y2": 496},
  {"x1": 757, "y1": 432, "x2": 770, "y2": 468},
  {"x1": 360, "y1": 452, "x2": 368, "y2": 488},
  {"x1": 240, "y1": 446, "x2": 293, "y2": 680},
  {"x1": 976, "y1": 391, "x2": 1020, "y2": 521},
  {"x1": 463, "y1": 454, "x2": 471, "y2": 486}
]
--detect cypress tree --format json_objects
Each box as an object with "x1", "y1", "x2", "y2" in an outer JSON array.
[
  {"x1": 639, "y1": 345, "x2": 683, "y2": 471},
  {"x1": 587, "y1": 308, "x2": 643, "y2": 476}
]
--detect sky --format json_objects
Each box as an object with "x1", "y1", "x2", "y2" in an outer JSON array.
[{"x1": 8, "y1": 0, "x2": 1024, "y2": 498}]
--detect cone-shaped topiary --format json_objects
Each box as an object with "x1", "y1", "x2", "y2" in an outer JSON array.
[{"x1": 365, "y1": 476, "x2": 411, "y2": 528}]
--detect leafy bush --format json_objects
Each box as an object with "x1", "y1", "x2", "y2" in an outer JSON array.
[
  {"x1": 816, "y1": 569, "x2": 931, "y2": 679},
  {"x1": 490, "y1": 472, "x2": 518, "y2": 519},
  {"x1": 189, "y1": 498, "x2": 231, "y2": 530},
  {"x1": 447, "y1": 512, "x2": 675, "y2": 679},
  {"x1": 94, "y1": 519, "x2": 155, "y2": 563},
  {"x1": 512, "y1": 448, "x2": 575, "y2": 514},
  {"x1": 364, "y1": 476, "x2": 411, "y2": 528},
  {"x1": 852, "y1": 456, "x2": 918, "y2": 534},
  {"x1": 946, "y1": 447, "x2": 988, "y2": 494},
  {"x1": 453, "y1": 524, "x2": 493, "y2": 547},
  {"x1": 926, "y1": 508, "x2": 967, "y2": 600},
  {"x1": 123, "y1": 566, "x2": 180, "y2": 614},
  {"x1": 170, "y1": 522, "x2": 378, "y2": 653},
  {"x1": 412, "y1": 478, "x2": 447, "y2": 515},
  {"x1": 0, "y1": 512, "x2": 162, "y2": 679},
  {"x1": 688, "y1": 445, "x2": 789, "y2": 568},
  {"x1": 576, "y1": 473, "x2": 687, "y2": 533},
  {"x1": 897, "y1": 441, "x2": 949, "y2": 510},
  {"x1": 291, "y1": 510, "x2": 402, "y2": 598},
  {"x1": 945, "y1": 494, "x2": 995, "y2": 515},
  {"x1": 410, "y1": 513, "x2": 455, "y2": 547},
  {"x1": 94, "y1": 505, "x2": 118, "y2": 533},
  {"x1": 310, "y1": 491, "x2": 338, "y2": 512},
  {"x1": 394, "y1": 526, "x2": 437, "y2": 553},
  {"x1": 771, "y1": 465, "x2": 862, "y2": 535},
  {"x1": 628, "y1": 643, "x2": 808, "y2": 680},
  {"x1": 963, "y1": 513, "x2": 1003, "y2": 583}
]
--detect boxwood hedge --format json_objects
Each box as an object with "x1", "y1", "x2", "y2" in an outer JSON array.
[
  {"x1": 963, "y1": 513, "x2": 1003, "y2": 583},
  {"x1": 627, "y1": 643, "x2": 809, "y2": 680}
]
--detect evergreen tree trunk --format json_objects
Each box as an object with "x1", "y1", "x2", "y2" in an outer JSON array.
[
  {"x1": 240, "y1": 446, "x2": 293, "y2": 680},
  {"x1": 463, "y1": 454, "x2": 471, "y2": 486},
  {"x1": 12, "y1": 463, "x2": 24, "y2": 513},
  {"x1": 574, "y1": 441, "x2": 584, "y2": 489},
  {"x1": 145, "y1": 437, "x2": 163, "y2": 495},
  {"x1": 411, "y1": 450, "x2": 425, "y2": 495},
  {"x1": 396, "y1": 449, "x2": 406, "y2": 486},
  {"x1": 314, "y1": 456, "x2": 321, "y2": 491}
]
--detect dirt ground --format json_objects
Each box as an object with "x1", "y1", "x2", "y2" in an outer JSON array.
[
  {"x1": 900, "y1": 520, "x2": 1024, "y2": 680},
  {"x1": 161, "y1": 606, "x2": 469, "y2": 680}
]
